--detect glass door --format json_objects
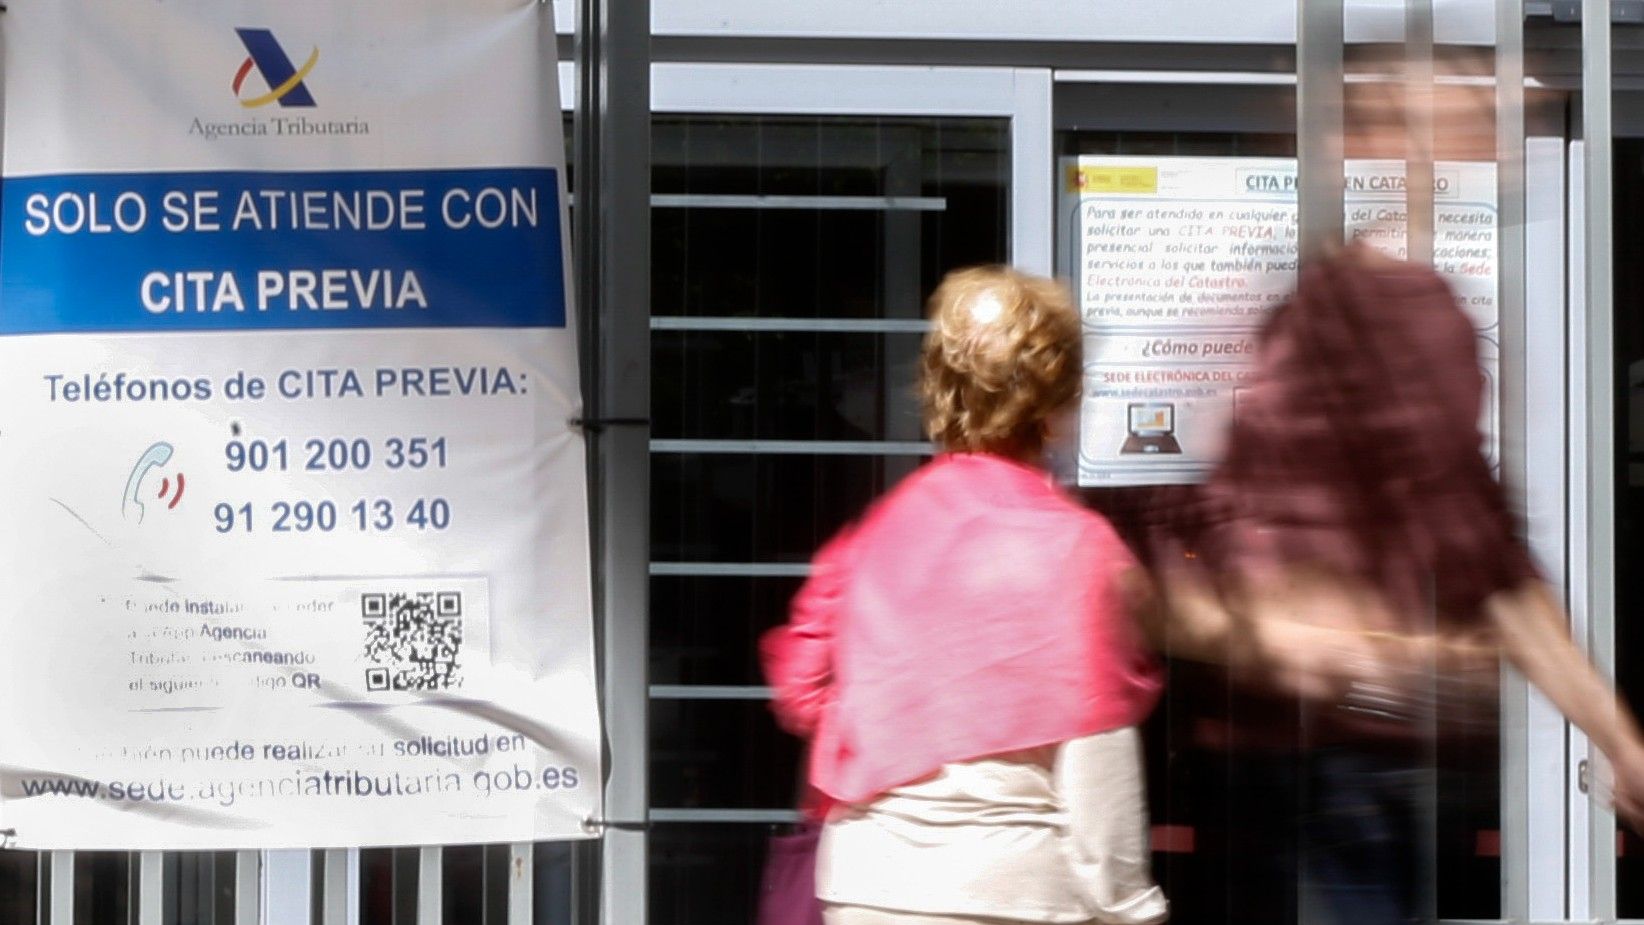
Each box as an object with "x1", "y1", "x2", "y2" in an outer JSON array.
[
  {"x1": 1601, "y1": 85, "x2": 1644, "y2": 922},
  {"x1": 1053, "y1": 63, "x2": 1571, "y2": 923},
  {"x1": 1611, "y1": 131, "x2": 1644, "y2": 919},
  {"x1": 635, "y1": 64, "x2": 1052, "y2": 925}
]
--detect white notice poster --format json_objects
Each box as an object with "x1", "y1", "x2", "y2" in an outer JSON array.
[
  {"x1": 0, "y1": 1, "x2": 600, "y2": 849},
  {"x1": 1061, "y1": 156, "x2": 1499, "y2": 486}
]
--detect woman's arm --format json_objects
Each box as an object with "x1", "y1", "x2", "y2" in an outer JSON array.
[
  {"x1": 759, "y1": 529, "x2": 854, "y2": 738},
  {"x1": 1132, "y1": 565, "x2": 1390, "y2": 701},
  {"x1": 1487, "y1": 579, "x2": 1644, "y2": 827}
]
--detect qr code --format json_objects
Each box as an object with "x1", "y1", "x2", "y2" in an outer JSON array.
[{"x1": 361, "y1": 591, "x2": 464, "y2": 692}]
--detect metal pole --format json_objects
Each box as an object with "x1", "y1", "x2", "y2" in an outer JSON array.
[
  {"x1": 1399, "y1": 10, "x2": 1441, "y2": 923},
  {"x1": 1296, "y1": 6, "x2": 1342, "y2": 922},
  {"x1": 321, "y1": 849, "x2": 353, "y2": 925},
  {"x1": 261, "y1": 850, "x2": 311, "y2": 924},
  {"x1": 137, "y1": 852, "x2": 163, "y2": 925},
  {"x1": 1494, "y1": 2, "x2": 1531, "y2": 922},
  {"x1": 575, "y1": 0, "x2": 651, "y2": 922},
  {"x1": 415, "y1": 847, "x2": 441, "y2": 925},
  {"x1": 1297, "y1": 0, "x2": 1345, "y2": 263},
  {"x1": 1581, "y1": 0, "x2": 1617, "y2": 917},
  {"x1": 47, "y1": 853, "x2": 70, "y2": 925},
  {"x1": 234, "y1": 851, "x2": 261, "y2": 925},
  {"x1": 1405, "y1": 0, "x2": 1435, "y2": 265},
  {"x1": 507, "y1": 843, "x2": 533, "y2": 924}
]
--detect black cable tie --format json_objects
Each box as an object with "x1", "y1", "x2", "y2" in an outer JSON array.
[{"x1": 569, "y1": 416, "x2": 650, "y2": 433}]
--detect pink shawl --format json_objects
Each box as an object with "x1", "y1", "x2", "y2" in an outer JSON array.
[{"x1": 761, "y1": 453, "x2": 1161, "y2": 805}]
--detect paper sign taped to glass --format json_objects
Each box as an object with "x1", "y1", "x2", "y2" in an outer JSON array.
[{"x1": 1060, "y1": 155, "x2": 1500, "y2": 486}]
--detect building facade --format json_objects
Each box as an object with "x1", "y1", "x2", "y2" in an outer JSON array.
[{"x1": 4, "y1": 0, "x2": 1643, "y2": 922}]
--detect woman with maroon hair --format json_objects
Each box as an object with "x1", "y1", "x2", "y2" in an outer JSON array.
[{"x1": 1149, "y1": 241, "x2": 1644, "y2": 925}]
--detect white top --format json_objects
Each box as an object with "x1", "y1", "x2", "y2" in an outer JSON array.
[{"x1": 816, "y1": 726, "x2": 1169, "y2": 924}]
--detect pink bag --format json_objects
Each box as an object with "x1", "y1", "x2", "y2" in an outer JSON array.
[{"x1": 755, "y1": 821, "x2": 824, "y2": 925}]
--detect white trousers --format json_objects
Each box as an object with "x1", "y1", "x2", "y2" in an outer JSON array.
[{"x1": 823, "y1": 904, "x2": 1096, "y2": 925}]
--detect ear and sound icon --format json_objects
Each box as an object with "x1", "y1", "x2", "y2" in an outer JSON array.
[
  {"x1": 123, "y1": 442, "x2": 186, "y2": 523},
  {"x1": 158, "y1": 474, "x2": 186, "y2": 509}
]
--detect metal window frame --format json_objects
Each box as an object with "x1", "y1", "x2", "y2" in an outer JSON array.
[
  {"x1": 1497, "y1": 3, "x2": 1534, "y2": 922},
  {"x1": 574, "y1": 5, "x2": 653, "y2": 925},
  {"x1": 559, "y1": 58, "x2": 1054, "y2": 271},
  {"x1": 1578, "y1": 0, "x2": 1619, "y2": 916},
  {"x1": 643, "y1": 62, "x2": 1054, "y2": 275},
  {"x1": 1565, "y1": 17, "x2": 1644, "y2": 920},
  {"x1": 1522, "y1": 133, "x2": 1571, "y2": 925},
  {"x1": 1568, "y1": 135, "x2": 1595, "y2": 924},
  {"x1": 631, "y1": 54, "x2": 1571, "y2": 922},
  {"x1": 621, "y1": 61, "x2": 1054, "y2": 925},
  {"x1": 1297, "y1": 0, "x2": 1345, "y2": 266},
  {"x1": 556, "y1": 0, "x2": 1503, "y2": 46}
]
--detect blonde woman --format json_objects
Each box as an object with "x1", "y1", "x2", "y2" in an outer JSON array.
[{"x1": 762, "y1": 267, "x2": 1169, "y2": 925}]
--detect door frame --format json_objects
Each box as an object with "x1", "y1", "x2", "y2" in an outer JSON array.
[
  {"x1": 568, "y1": 60, "x2": 1053, "y2": 925},
  {"x1": 1050, "y1": 68, "x2": 1571, "y2": 924}
]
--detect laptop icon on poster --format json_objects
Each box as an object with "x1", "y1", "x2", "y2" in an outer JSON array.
[{"x1": 1120, "y1": 402, "x2": 1182, "y2": 455}]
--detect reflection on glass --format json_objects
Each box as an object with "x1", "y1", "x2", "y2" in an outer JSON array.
[
  {"x1": 1067, "y1": 122, "x2": 1502, "y2": 921},
  {"x1": 646, "y1": 114, "x2": 1009, "y2": 924},
  {"x1": 650, "y1": 576, "x2": 805, "y2": 687},
  {"x1": 652, "y1": 453, "x2": 927, "y2": 565},
  {"x1": 650, "y1": 825, "x2": 771, "y2": 925},
  {"x1": 1612, "y1": 138, "x2": 1644, "y2": 919},
  {"x1": 651, "y1": 700, "x2": 804, "y2": 810},
  {"x1": 0, "y1": 852, "x2": 36, "y2": 924},
  {"x1": 653, "y1": 331, "x2": 925, "y2": 442},
  {"x1": 161, "y1": 852, "x2": 236, "y2": 924}
]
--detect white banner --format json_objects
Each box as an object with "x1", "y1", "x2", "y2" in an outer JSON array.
[
  {"x1": 1060, "y1": 155, "x2": 1499, "y2": 487},
  {"x1": 0, "y1": 1, "x2": 600, "y2": 849}
]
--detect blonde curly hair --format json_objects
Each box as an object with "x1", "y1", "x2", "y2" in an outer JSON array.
[{"x1": 919, "y1": 266, "x2": 1083, "y2": 457}]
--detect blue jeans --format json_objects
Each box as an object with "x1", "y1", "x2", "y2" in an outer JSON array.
[
  {"x1": 1197, "y1": 746, "x2": 1432, "y2": 925},
  {"x1": 1303, "y1": 748, "x2": 1433, "y2": 925}
]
